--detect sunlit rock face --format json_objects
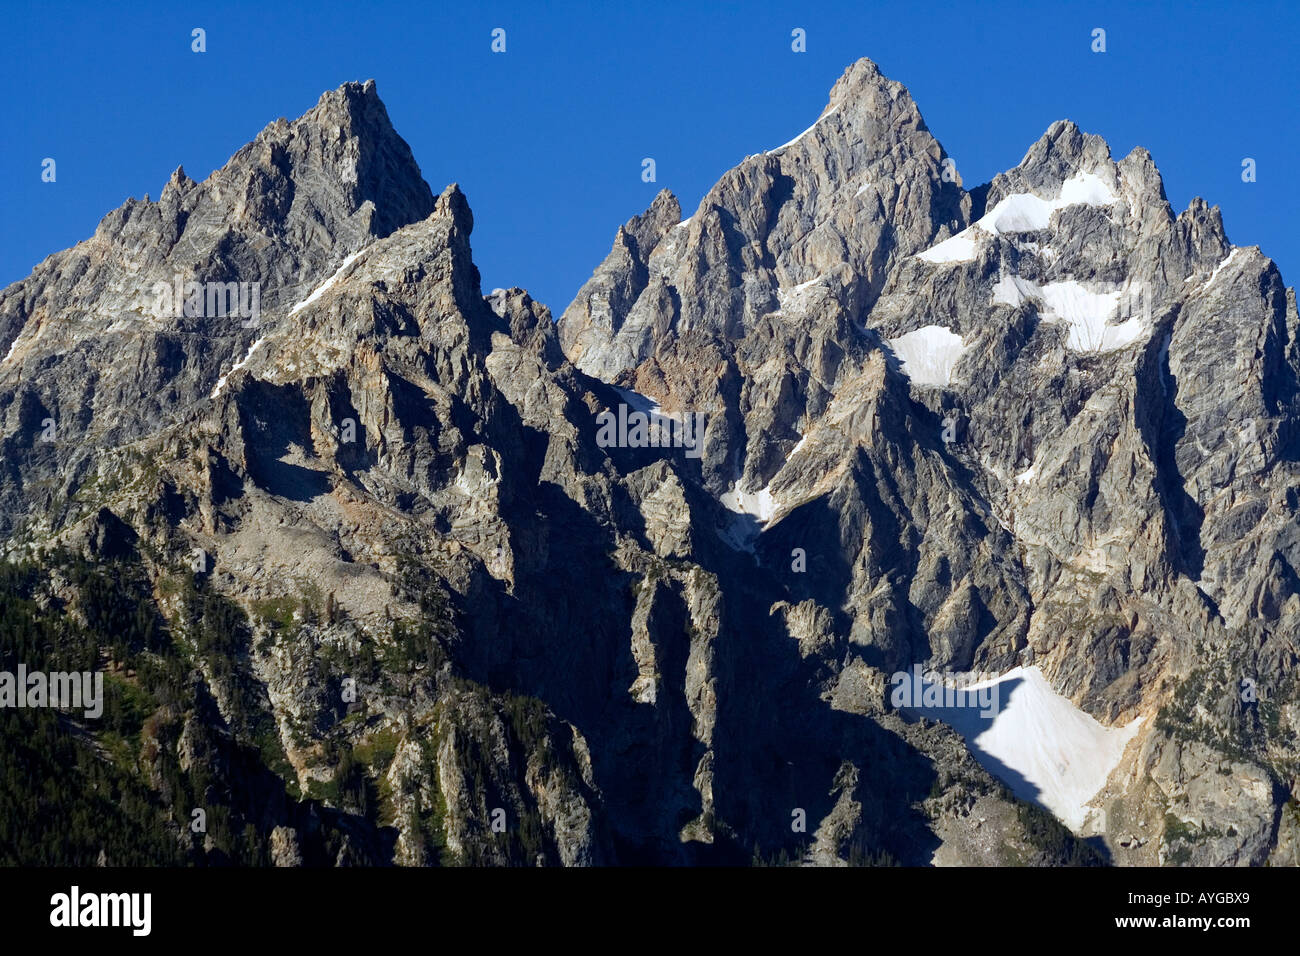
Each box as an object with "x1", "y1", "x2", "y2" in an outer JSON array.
[{"x1": 2, "y1": 60, "x2": 1296, "y2": 867}]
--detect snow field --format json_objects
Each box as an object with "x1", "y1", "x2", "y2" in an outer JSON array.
[
  {"x1": 909, "y1": 665, "x2": 1143, "y2": 832},
  {"x1": 887, "y1": 324, "x2": 968, "y2": 386}
]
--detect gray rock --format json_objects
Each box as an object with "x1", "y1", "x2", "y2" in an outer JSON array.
[{"x1": 2, "y1": 59, "x2": 1296, "y2": 867}]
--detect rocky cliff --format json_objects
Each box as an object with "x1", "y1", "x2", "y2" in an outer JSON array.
[{"x1": 1, "y1": 61, "x2": 1295, "y2": 867}]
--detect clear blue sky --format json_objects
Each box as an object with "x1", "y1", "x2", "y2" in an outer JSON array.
[{"x1": 3, "y1": 1, "x2": 1296, "y2": 315}]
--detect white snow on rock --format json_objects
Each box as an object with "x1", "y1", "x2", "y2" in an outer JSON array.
[
  {"x1": 979, "y1": 192, "x2": 1057, "y2": 234},
  {"x1": 611, "y1": 385, "x2": 661, "y2": 416},
  {"x1": 1057, "y1": 170, "x2": 1119, "y2": 206},
  {"x1": 887, "y1": 325, "x2": 968, "y2": 387},
  {"x1": 611, "y1": 385, "x2": 690, "y2": 429},
  {"x1": 1, "y1": 335, "x2": 23, "y2": 365},
  {"x1": 768, "y1": 106, "x2": 838, "y2": 153},
  {"x1": 718, "y1": 477, "x2": 779, "y2": 553},
  {"x1": 1015, "y1": 465, "x2": 1037, "y2": 483},
  {"x1": 909, "y1": 665, "x2": 1143, "y2": 832},
  {"x1": 1205, "y1": 248, "x2": 1240, "y2": 287},
  {"x1": 991, "y1": 273, "x2": 1040, "y2": 308},
  {"x1": 718, "y1": 432, "x2": 808, "y2": 543},
  {"x1": 979, "y1": 170, "x2": 1120, "y2": 235},
  {"x1": 611, "y1": 385, "x2": 702, "y2": 437},
  {"x1": 916, "y1": 233, "x2": 977, "y2": 264},
  {"x1": 915, "y1": 169, "x2": 1120, "y2": 265},
  {"x1": 211, "y1": 337, "x2": 266, "y2": 398},
  {"x1": 721, "y1": 479, "x2": 775, "y2": 523},
  {"x1": 992, "y1": 274, "x2": 1147, "y2": 353},
  {"x1": 1039, "y1": 281, "x2": 1142, "y2": 352},
  {"x1": 289, "y1": 251, "x2": 363, "y2": 316},
  {"x1": 774, "y1": 274, "x2": 830, "y2": 315},
  {"x1": 784, "y1": 276, "x2": 824, "y2": 295}
]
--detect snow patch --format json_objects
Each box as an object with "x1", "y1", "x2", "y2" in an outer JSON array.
[
  {"x1": 1206, "y1": 248, "x2": 1240, "y2": 287},
  {"x1": 768, "y1": 106, "x2": 838, "y2": 153},
  {"x1": 888, "y1": 325, "x2": 968, "y2": 387},
  {"x1": 995, "y1": 275, "x2": 1147, "y2": 353},
  {"x1": 721, "y1": 479, "x2": 775, "y2": 523},
  {"x1": 909, "y1": 665, "x2": 1143, "y2": 832},
  {"x1": 916, "y1": 233, "x2": 977, "y2": 264},
  {"x1": 786, "y1": 276, "x2": 823, "y2": 294},
  {"x1": 1, "y1": 336, "x2": 21, "y2": 365},
  {"x1": 718, "y1": 476, "x2": 779, "y2": 554},
  {"x1": 289, "y1": 251, "x2": 363, "y2": 316},
  {"x1": 211, "y1": 337, "x2": 266, "y2": 398},
  {"x1": 1057, "y1": 170, "x2": 1120, "y2": 207},
  {"x1": 991, "y1": 273, "x2": 1040, "y2": 308},
  {"x1": 1015, "y1": 465, "x2": 1037, "y2": 484},
  {"x1": 916, "y1": 169, "x2": 1119, "y2": 266},
  {"x1": 979, "y1": 170, "x2": 1120, "y2": 236},
  {"x1": 613, "y1": 385, "x2": 688, "y2": 429},
  {"x1": 1039, "y1": 281, "x2": 1141, "y2": 352},
  {"x1": 775, "y1": 274, "x2": 830, "y2": 314},
  {"x1": 611, "y1": 385, "x2": 660, "y2": 416},
  {"x1": 979, "y1": 192, "x2": 1057, "y2": 234}
]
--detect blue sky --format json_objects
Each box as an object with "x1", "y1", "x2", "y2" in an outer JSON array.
[{"x1": 3, "y1": 1, "x2": 1296, "y2": 314}]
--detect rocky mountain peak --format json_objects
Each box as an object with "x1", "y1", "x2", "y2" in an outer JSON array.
[
  {"x1": 0, "y1": 79, "x2": 445, "y2": 544},
  {"x1": 824, "y1": 56, "x2": 907, "y2": 114},
  {"x1": 622, "y1": 188, "x2": 682, "y2": 255},
  {"x1": 982, "y1": 120, "x2": 1116, "y2": 204},
  {"x1": 433, "y1": 181, "x2": 475, "y2": 237},
  {"x1": 2, "y1": 62, "x2": 1297, "y2": 870},
  {"x1": 161, "y1": 164, "x2": 196, "y2": 200},
  {"x1": 795, "y1": 56, "x2": 949, "y2": 186},
  {"x1": 558, "y1": 57, "x2": 973, "y2": 493},
  {"x1": 225, "y1": 78, "x2": 435, "y2": 242},
  {"x1": 311, "y1": 77, "x2": 382, "y2": 118}
]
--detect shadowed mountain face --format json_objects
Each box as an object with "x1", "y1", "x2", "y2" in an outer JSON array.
[{"x1": 0, "y1": 61, "x2": 1296, "y2": 868}]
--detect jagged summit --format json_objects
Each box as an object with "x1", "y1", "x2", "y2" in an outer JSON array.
[
  {"x1": 314, "y1": 77, "x2": 381, "y2": 109},
  {"x1": 433, "y1": 181, "x2": 475, "y2": 235},
  {"x1": 0, "y1": 63, "x2": 1297, "y2": 869},
  {"x1": 0, "y1": 79, "x2": 442, "y2": 542},
  {"x1": 223, "y1": 77, "x2": 435, "y2": 241},
  {"x1": 823, "y1": 55, "x2": 924, "y2": 119},
  {"x1": 553, "y1": 57, "x2": 1297, "y2": 863}
]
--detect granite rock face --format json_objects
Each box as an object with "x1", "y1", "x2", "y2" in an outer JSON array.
[
  {"x1": 557, "y1": 58, "x2": 1299, "y2": 864},
  {"x1": 1, "y1": 61, "x2": 1296, "y2": 866},
  {"x1": 0, "y1": 80, "x2": 434, "y2": 540}
]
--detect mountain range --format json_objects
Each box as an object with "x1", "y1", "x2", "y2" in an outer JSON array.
[{"x1": 1, "y1": 59, "x2": 1296, "y2": 867}]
